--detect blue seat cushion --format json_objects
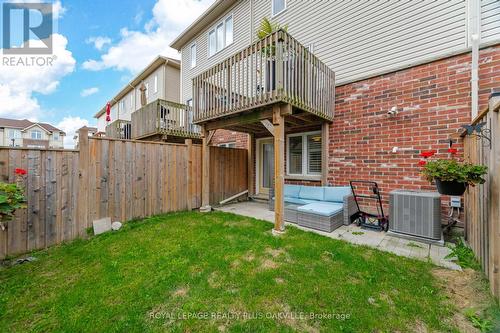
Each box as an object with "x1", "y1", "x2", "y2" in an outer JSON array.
[
  {"x1": 284, "y1": 185, "x2": 301, "y2": 198},
  {"x1": 298, "y1": 186, "x2": 324, "y2": 201},
  {"x1": 297, "y1": 202, "x2": 343, "y2": 217},
  {"x1": 323, "y1": 186, "x2": 352, "y2": 203},
  {"x1": 283, "y1": 196, "x2": 309, "y2": 205}
]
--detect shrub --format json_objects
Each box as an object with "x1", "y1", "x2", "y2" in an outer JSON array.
[{"x1": 0, "y1": 182, "x2": 26, "y2": 230}]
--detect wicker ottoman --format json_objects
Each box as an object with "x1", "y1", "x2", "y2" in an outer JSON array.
[
  {"x1": 284, "y1": 204, "x2": 300, "y2": 223},
  {"x1": 297, "y1": 202, "x2": 344, "y2": 232}
]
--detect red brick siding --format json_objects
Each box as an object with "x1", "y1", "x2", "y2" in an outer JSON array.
[
  {"x1": 329, "y1": 45, "x2": 500, "y2": 217},
  {"x1": 211, "y1": 129, "x2": 248, "y2": 148}
]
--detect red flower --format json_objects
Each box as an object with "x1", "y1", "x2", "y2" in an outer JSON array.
[
  {"x1": 15, "y1": 168, "x2": 27, "y2": 175},
  {"x1": 418, "y1": 160, "x2": 427, "y2": 166},
  {"x1": 448, "y1": 148, "x2": 458, "y2": 154},
  {"x1": 419, "y1": 150, "x2": 436, "y2": 158}
]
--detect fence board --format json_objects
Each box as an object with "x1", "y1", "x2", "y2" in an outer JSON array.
[
  {"x1": 0, "y1": 134, "x2": 247, "y2": 259},
  {"x1": 464, "y1": 104, "x2": 500, "y2": 299}
]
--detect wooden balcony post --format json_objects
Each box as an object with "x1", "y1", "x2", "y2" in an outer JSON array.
[
  {"x1": 273, "y1": 105, "x2": 285, "y2": 233},
  {"x1": 200, "y1": 126, "x2": 212, "y2": 212},
  {"x1": 247, "y1": 133, "x2": 254, "y2": 196}
]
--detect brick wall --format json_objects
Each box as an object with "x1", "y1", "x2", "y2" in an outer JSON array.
[
  {"x1": 211, "y1": 129, "x2": 248, "y2": 148},
  {"x1": 330, "y1": 44, "x2": 500, "y2": 216}
]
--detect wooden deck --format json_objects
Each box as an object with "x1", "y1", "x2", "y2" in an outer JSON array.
[
  {"x1": 192, "y1": 29, "x2": 335, "y2": 130},
  {"x1": 195, "y1": 31, "x2": 336, "y2": 232},
  {"x1": 131, "y1": 99, "x2": 201, "y2": 140},
  {"x1": 105, "y1": 120, "x2": 132, "y2": 140}
]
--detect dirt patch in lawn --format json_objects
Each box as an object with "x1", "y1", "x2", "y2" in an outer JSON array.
[
  {"x1": 172, "y1": 286, "x2": 189, "y2": 298},
  {"x1": 260, "y1": 259, "x2": 279, "y2": 270},
  {"x1": 265, "y1": 247, "x2": 285, "y2": 258},
  {"x1": 432, "y1": 268, "x2": 492, "y2": 333}
]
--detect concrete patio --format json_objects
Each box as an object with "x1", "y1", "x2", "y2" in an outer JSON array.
[{"x1": 214, "y1": 201, "x2": 461, "y2": 270}]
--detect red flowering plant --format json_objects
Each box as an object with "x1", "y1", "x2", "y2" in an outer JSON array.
[
  {"x1": 0, "y1": 168, "x2": 27, "y2": 230},
  {"x1": 419, "y1": 145, "x2": 487, "y2": 195}
]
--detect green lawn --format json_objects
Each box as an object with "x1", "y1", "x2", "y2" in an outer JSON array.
[{"x1": 0, "y1": 211, "x2": 463, "y2": 332}]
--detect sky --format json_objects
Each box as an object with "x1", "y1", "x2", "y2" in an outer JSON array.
[{"x1": 0, "y1": 0, "x2": 215, "y2": 147}]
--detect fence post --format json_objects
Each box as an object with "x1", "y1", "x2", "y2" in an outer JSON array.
[
  {"x1": 77, "y1": 127, "x2": 89, "y2": 236},
  {"x1": 185, "y1": 139, "x2": 193, "y2": 211}
]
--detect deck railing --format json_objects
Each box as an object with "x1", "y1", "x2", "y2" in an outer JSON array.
[
  {"x1": 105, "y1": 120, "x2": 132, "y2": 140},
  {"x1": 193, "y1": 29, "x2": 335, "y2": 123},
  {"x1": 131, "y1": 99, "x2": 201, "y2": 139}
]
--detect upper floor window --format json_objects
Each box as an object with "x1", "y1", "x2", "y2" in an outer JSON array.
[
  {"x1": 119, "y1": 99, "x2": 125, "y2": 111},
  {"x1": 154, "y1": 75, "x2": 158, "y2": 93},
  {"x1": 53, "y1": 132, "x2": 59, "y2": 141},
  {"x1": 7, "y1": 129, "x2": 20, "y2": 139},
  {"x1": 208, "y1": 15, "x2": 233, "y2": 57},
  {"x1": 130, "y1": 94, "x2": 134, "y2": 107},
  {"x1": 145, "y1": 82, "x2": 149, "y2": 97},
  {"x1": 287, "y1": 131, "x2": 322, "y2": 177},
  {"x1": 190, "y1": 43, "x2": 197, "y2": 68},
  {"x1": 272, "y1": 0, "x2": 286, "y2": 16},
  {"x1": 31, "y1": 129, "x2": 42, "y2": 140}
]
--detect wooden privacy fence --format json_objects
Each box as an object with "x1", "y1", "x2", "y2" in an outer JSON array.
[
  {"x1": 0, "y1": 128, "x2": 247, "y2": 259},
  {"x1": 463, "y1": 96, "x2": 500, "y2": 298}
]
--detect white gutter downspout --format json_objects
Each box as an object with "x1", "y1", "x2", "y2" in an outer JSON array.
[{"x1": 469, "y1": 0, "x2": 481, "y2": 119}]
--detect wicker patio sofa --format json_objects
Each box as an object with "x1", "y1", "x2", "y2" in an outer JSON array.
[{"x1": 269, "y1": 185, "x2": 357, "y2": 232}]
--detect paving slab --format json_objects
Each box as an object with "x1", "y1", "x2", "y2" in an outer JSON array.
[{"x1": 215, "y1": 201, "x2": 461, "y2": 270}]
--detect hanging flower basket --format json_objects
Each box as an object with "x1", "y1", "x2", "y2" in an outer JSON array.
[
  {"x1": 434, "y1": 179, "x2": 467, "y2": 196},
  {"x1": 419, "y1": 149, "x2": 487, "y2": 196}
]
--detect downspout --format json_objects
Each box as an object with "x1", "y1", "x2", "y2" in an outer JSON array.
[{"x1": 469, "y1": 0, "x2": 481, "y2": 119}]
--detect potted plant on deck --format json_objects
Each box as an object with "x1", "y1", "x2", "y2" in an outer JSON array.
[{"x1": 420, "y1": 149, "x2": 487, "y2": 196}]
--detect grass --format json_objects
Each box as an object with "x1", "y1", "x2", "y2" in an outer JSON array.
[{"x1": 0, "y1": 211, "x2": 466, "y2": 332}]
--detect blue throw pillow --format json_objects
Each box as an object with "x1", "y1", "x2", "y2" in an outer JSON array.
[
  {"x1": 284, "y1": 185, "x2": 301, "y2": 198},
  {"x1": 298, "y1": 186, "x2": 324, "y2": 201},
  {"x1": 324, "y1": 186, "x2": 352, "y2": 203}
]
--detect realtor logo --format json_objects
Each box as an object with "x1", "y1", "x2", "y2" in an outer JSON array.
[{"x1": 2, "y1": 2, "x2": 53, "y2": 54}]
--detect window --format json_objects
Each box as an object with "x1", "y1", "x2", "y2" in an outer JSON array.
[
  {"x1": 190, "y1": 43, "x2": 197, "y2": 68},
  {"x1": 218, "y1": 142, "x2": 236, "y2": 148},
  {"x1": 154, "y1": 75, "x2": 158, "y2": 93},
  {"x1": 7, "y1": 129, "x2": 20, "y2": 139},
  {"x1": 119, "y1": 99, "x2": 125, "y2": 111},
  {"x1": 31, "y1": 130, "x2": 42, "y2": 140},
  {"x1": 286, "y1": 131, "x2": 322, "y2": 176},
  {"x1": 208, "y1": 15, "x2": 233, "y2": 57},
  {"x1": 216, "y1": 23, "x2": 224, "y2": 51},
  {"x1": 145, "y1": 82, "x2": 149, "y2": 97},
  {"x1": 272, "y1": 0, "x2": 286, "y2": 16},
  {"x1": 53, "y1": 132, "x2": 59, "y2": 141},
  {"x1": 209, "y1": 31, "x2": 216, "y2": 57},
  {"x1": 130, "y1": 94, "x2": 134, "y2": 108},
  {"x1": 225, "y1": 16, "x2": 233, "y2": 46}
]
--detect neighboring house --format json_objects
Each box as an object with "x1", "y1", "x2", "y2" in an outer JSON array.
[
  {"x1": 94, "y1": 56, "x2": 199, "y2": 143},
  {"x1": 170, "y1": 0, "x2": 500, "y2": 217},
  {"x1": 73, "y1": 126, "x2": 98, "y2": 148},
  {"x1": 0, "y1": 118, "x2": 65, "y2": 149}
]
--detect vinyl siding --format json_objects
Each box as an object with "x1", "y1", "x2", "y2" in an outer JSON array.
[
  {"x1": 181, "y1": 0, "x2": 252, "y2": 102},
  {"x1": 98, "y1": 63, "x2": 180, "y2": 132},
  {"x1": 180, "y1": 0, "x2": 500, "y2": 102},
  {"x1": 481, "y1": 0, "x2": 500, "y2": 44},
  {"x1": 252, "y1": 0, "x2": 468, "y2": 85}
]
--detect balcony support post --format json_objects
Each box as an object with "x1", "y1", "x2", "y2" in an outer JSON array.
[
  {"x1": 272, "y1": 104, "x2": 285, "y2": 234},
  {"x1": 200, "y1": 125, "x2": 212, "y2": 212},
  {"x1": 247, "y1": 133, "x2": 254, "y2": 197}
]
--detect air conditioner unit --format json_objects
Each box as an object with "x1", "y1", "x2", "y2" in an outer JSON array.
[{"x1": 389, "y1": 190, "x2": 443, "y2": 245}]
